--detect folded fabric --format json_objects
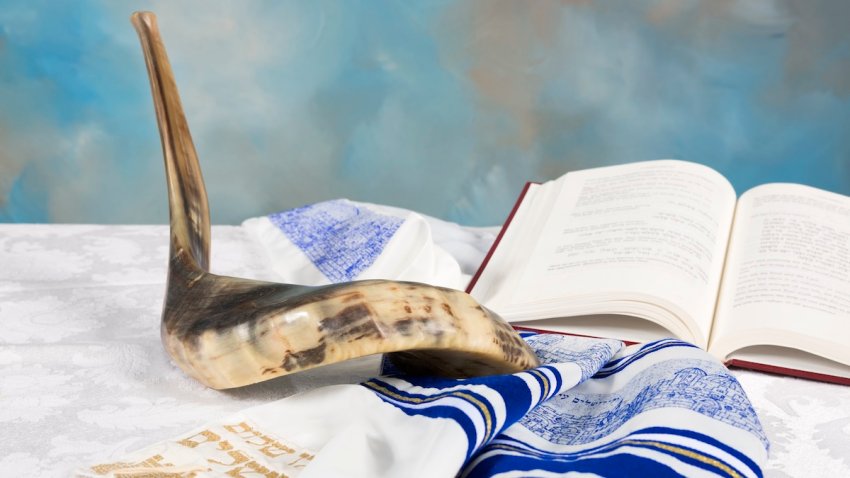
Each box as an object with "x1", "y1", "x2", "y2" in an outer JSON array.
[
  {"x1": 79, "y1": 334, "x2": 768, "y2": 477},
  {"x1": 242, "y1": 199, "x2": 468, "y2": 290}
]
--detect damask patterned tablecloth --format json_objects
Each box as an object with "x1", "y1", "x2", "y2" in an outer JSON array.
[{"x1": 0, "y1": 224, "x2": 848, "y2": 476}]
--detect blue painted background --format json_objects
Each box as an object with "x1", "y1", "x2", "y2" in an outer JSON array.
[{"x1": 1, "y1": 1, "x2": 848, "y2": 226}]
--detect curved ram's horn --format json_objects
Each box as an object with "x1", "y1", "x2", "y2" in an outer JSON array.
[{"x1": 131, "y1": 11, "x2": 539, "y2": 389}]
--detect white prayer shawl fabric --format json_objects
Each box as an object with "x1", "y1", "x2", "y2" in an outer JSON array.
[
  {"x1": 79, "y1": 334, "x2": 768, "y2": 477},
  {"x1": 242, "y1": 199, "x2": 468, "y2": 290}
]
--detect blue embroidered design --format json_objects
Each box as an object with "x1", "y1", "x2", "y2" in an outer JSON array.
[
  {"x1": 268, "y1": 200, "x2": 404, "y2": 282},
  {"x1": 520, "y1": 358, "x2": 769, "y2": 448},
  {"x1": 595, "y1": 338, "x2": 700, "y2": 378},
  {"x1": 525, "y1": 334, "x2": 622, "y2": 381}
]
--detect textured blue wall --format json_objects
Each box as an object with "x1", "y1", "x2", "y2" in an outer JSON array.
[{"x1": 1, "y1": 1, "x2": 848, "y2": 225}]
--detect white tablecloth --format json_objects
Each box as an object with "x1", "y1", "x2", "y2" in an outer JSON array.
[{"x1": 1, "y1": 224, "x2": 848, "y2": 476}]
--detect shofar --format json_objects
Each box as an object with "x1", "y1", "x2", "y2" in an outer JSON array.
[{"x1": 131, "y1": 11, "x2": 540, "y2": 390}]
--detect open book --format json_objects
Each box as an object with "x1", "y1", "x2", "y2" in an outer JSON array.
[{"x1": 468, "y1": 160, "x2": 850, "y2": 385}]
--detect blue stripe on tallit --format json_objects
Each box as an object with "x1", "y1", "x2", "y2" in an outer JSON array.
[
  {"x1": 640, "y1": 427, "x2": 763, "y2": 477},
  {"x1": 363, "y1": 371, "x2": 548, "y2": 457},
  {"x1": 466, "y1": 446, "x2": 687, "y2": 478},
  {"x1": 268, "y1": 200, "x2": 403, "y2": 282},
  {"x1": 463, "y1": 427, "x2": 759, "y2": 478},
  {"x1": 362, "y1": 378, "x2": 507, "y2": 458}
]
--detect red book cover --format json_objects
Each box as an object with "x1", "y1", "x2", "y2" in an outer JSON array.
[{"x1": 726, "y1": 359, "x2": 850, "y2": 386}]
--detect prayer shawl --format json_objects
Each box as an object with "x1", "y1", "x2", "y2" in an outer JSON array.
[
  {"x1": 80, "y1": 334, "x2": 767, "y2": 477},
  {"x1": 79, "y1": 201, "x2": 768, "y2": 477}
]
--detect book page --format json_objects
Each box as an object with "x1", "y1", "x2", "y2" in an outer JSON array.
[
  {"x1": 711, "y1": 183, "x2": 850, "y2": 364},
  {"x1": 469, "y1": 182, "x2": 551, "y2": 305},
  {"x1": 503, "y1": 160, "x2": 737, "y2": 347},
  {"x1": 518, "y1": 314, "x2": 675, "y2": 345}
]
